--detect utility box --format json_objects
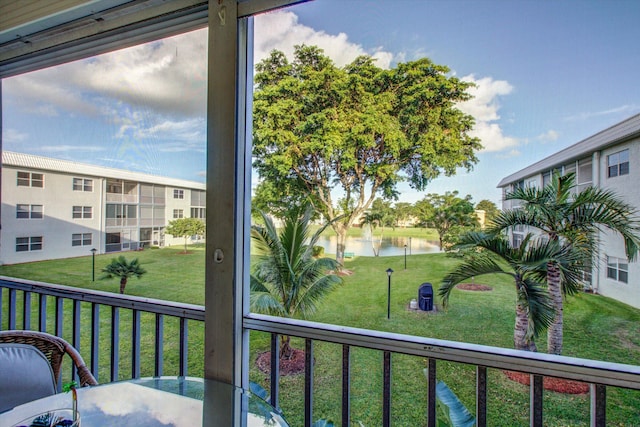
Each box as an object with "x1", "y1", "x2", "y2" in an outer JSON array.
[{"x1": 418, "y1": 283, "x2": 434, "y2": 311}]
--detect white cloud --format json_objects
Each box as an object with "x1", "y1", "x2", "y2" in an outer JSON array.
[
  {"x1": 3, "y1": 128, "x2": 28, "y2": 143},
  {"x1": 497, "y1": 149, "x2": 522, "y2": 159},
  {"x1": 254, "y1": 11, "x2": 394, "y2": 68},
  {"x1": 40, "y1": 145, "x2": 105, "y2": 152},
  {"x1": 536, "y1": 129, "x2": 559, "y2": 143},
  {"x1": 564, "y1": 104, "x2": 640, "y2": 122},
  {"x1": 457, "y1": 75, "x2": 518, "y2": 152},
  {"x1": 4, "y1": 29, "x2": 207, "y2": 123}
]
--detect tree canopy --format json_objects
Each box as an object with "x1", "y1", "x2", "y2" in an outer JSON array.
[
  {"x1": 165, "y1": 217, "x2": 206, "y2": 254},
  {"x1": 475, "y1": 199, "x2": 500, "y2": 226},
  {"x1": 415, "y1": 191, "x2": 478, "y2": 250},
  {"x1": 252, "y1": 45, "x2": 481, "y2": 263}
]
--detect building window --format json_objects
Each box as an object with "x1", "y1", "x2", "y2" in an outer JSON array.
[
  {"x1": 16, "y1": 236, "x2": 43, "y2": 252},
  {"x1": 17, "y1": 171, "x2": 44, "y2": 187},
  {"x1": 577, "y1": 158, "x2": 592, "y2": 189},
  {"x1": 72, "y1": 233, "x2": 92, "y2": 247},
  {"x1": 17, "y1": 204, "x2": 43, "y2": 219},
  {"x1": 607, "y1": 149, "x2": 629, "y2": 178},
  {"x1": 607, "y1": 256, "x2": 628, "y2": 283},
  {"x1": 173, "y1": 189, "x2": 184, "y2": 199},
  {"x1": 173, "y1": 209, "x2": 184, "y2": 219},
  {"x1": 191, "y1": 190, "x2": 206, "y2": 206},
  {"x1": 73, "y1": 177, "x2": 93, "y2": 191},
  {"x1": 191, "y1": 207, "x2": 206, "y2": 219},
  {"x1": 72, "y1": 206, "x2": 93, "y2": 219}
]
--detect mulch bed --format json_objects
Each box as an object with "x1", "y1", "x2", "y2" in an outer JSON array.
[
  {"x1": 456, "y1": 283, "x2": 493, "y2": 291},
  {"x1": 256, "y1": 349, "x2": 306, "y2": 376},
  {"x1": 503, "y1": 370, "x2": 590, "y2": 394}
]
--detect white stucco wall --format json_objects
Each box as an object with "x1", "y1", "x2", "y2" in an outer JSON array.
[
  {"x1": 593, "y1": 138, "x2": 640, "y2": 308},
  {"x1": 1, "y1": 166, "x2": 102, "y2": 264}
]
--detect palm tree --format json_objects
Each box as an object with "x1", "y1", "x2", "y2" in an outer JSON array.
[
  {"x1": 439, "y1": 232, "x2": 565, "y2": 351},
  {"x1": 491, "y1": 173, "x2": 640, "y2": 354},
  {"x1": 360, "y1": 211, "x2": 384, "y2": 256},
  {"x1": 251, "y1": 203, "x2": 343, "y2": 359},
  {"x1": 100, "y1": 256, "x2": 147, "y2": 294}
]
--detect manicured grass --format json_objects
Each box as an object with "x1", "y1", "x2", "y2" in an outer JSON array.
[{"x1": 1, "y1": 246, "x2": 639, "y2": 426}]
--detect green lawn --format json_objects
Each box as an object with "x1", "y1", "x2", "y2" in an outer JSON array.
[{"x1": 1, "y1": 246, "x2": 639, "y2": 426}]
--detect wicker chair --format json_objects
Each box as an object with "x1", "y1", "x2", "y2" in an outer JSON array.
[{"x1": 0, "y1": 330, "x2": 98, "y2": 387}]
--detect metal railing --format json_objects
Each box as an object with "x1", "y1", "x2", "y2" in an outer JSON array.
[
  {"x1": 2, "y1": 276, "x2": 640, "y2": 426},
  {"x1": 0, "y1": 277, "x2": 202, "y2": 383}
]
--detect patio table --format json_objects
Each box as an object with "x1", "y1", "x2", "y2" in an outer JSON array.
[{"x1": 0, "y1": 376, "x2": 289, "y2": 427}]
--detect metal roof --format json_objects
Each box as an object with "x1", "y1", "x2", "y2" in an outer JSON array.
[
  {"x1": 497, "y1": 113, "x2": 640, "y2": 188},
  {"x1": 2, "y1": 151, "x2": 206, "y2": 190}
]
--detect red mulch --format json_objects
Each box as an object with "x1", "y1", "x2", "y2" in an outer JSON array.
[
  {"x1": 503, "y1": 371, "x2": 589, "y2": 394},
  {"x1": 456, "y1": 283, "x2": 493, "y2": 291},
  {"x1": 256, "y1": 349, "x2": 306, "y2": 376}
]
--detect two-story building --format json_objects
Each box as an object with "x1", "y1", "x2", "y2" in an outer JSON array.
[
  {"x1": 498, "y1": 113, "x2": 640, "y2": 308},
  {"x1": 1, "y1": 151, "x2": 206, "y2": 264}
]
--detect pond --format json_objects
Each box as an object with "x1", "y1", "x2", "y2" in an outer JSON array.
[{"x1": 315, "y1": 236, "x2": 441, "y2": 257}]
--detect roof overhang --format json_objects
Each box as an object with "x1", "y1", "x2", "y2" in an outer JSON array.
[{"x1": 497, "y1": 113, "x2": 640, "y2": 188}]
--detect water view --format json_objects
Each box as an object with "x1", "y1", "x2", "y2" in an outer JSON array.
[{"x1": 316, "y1": 236, "x2": 440, "y2": 257}]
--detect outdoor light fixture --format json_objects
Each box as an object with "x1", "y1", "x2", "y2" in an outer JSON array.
[
  {"x1": 386, "y1": 268, "x2": 394, "y2": 319},
  {"x1": 91, "y1": 248, "x2": 97, "y2": 282},
  {"x1": 404, "y1": 244, "x2": 407, "y2": 270}
]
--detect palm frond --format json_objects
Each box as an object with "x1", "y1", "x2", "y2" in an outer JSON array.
[
  {"x1": 518, "y1": 278, "x2": 555, "y2": 339},
  {"x1": 439, "y1": 255, "x2": 510, "y2": 307}
]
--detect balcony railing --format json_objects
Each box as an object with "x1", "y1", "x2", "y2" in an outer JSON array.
[{"x1": 2, "y1": 276, "x2": 640, "y2": 426}]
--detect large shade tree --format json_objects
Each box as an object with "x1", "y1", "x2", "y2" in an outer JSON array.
[
  {"x1": 415, "y1": 191, "x2": 478, "y2": 250},
  {"x1": 250, "y1": 203, "x2": 343, "y2": 359},
  {"x1": 253, "y1": 45, "x2": 481, "y2": 264},
  {"x1": 439, "y1": 232, "x2": 571, "y2": 351},
  {"x1": 491, "y1": 173, "x2": 640, "y2": 354}
]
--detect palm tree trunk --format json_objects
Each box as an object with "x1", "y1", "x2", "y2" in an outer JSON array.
[
  {"x1": 547, "y1": 262, "x2": 563, "y2": 355},
  {"x1": 119, "y1": 277, "x2": 127, "y2": 294},
  {"x1": 336, "y1": 229, "x2": 347, "y2": 265},
  {"x1": 279, "y1": 335, "x2": 293, "y2": 359},
  {"x1": 514, "y1": 300, "x2": 537, "y2": 352}
]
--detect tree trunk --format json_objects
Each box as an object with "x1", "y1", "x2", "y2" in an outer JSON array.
[
  {"x1": 547, "y1": 261, "x2": 563, "y2": 355},
  {"x1": 335, "y1": 228, "x2": 347, "y2": 265},
  {"x1": 119, "y1": 277, "x2": 127, "y2": 294},
  {"x1": 514, "y1": 300, "x2": 537, "y2": 352},
  {"x1": 184, "y1": 237, "x2": 188, "y2": 254},
  {"x1": 279, "y1": 335, "x2": 293, "y2": 359}
]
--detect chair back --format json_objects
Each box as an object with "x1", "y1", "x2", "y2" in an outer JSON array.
[
  {"x1": 0, "y1": 343, "x2": 57, "y2": 413},
  {"x1": 0, "y1": 330, "x2": 98, "y2": 390}
]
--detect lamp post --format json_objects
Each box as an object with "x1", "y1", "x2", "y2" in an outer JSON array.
[
  {"x1": 386, "y1": 268, "x2": 394, "y2": 319},
  {"x1": 91, "y1": 248, "x2": 97, "y2": 282},
  {"x1": 404, "y1": 244, "x2": 407, "y2": 270}
]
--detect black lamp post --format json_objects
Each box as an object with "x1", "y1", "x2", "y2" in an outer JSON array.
[
  {"x1": 386, "y1": 268, "x2": 394, "y2": 319},
  {"x1": 404, "y1": 244, "x2": 407, "y2": 270},
  {"x1": 91, "y1": 248, "x2": 97, "y2": 282}
]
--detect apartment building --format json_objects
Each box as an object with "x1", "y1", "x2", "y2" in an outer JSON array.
[
  {"x1": 1, "y1": 151, "x2": 206, "y2": 265},
  {"x1": 497, "y1": 113, "x2": 640, "y2": 308}
]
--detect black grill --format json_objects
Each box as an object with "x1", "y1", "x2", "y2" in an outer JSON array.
[{"x1": 418, "y1": 283, "x2": 433, "y2": 311}]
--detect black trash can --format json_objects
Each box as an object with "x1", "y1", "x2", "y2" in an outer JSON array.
[{"x1": 418, "y1": 283, "x2": 433, "y2": 311}]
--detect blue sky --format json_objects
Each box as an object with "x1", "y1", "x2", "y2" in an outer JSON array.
[{"x1": 3, "y1": 0, "x2": 640, "y2": 206}]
